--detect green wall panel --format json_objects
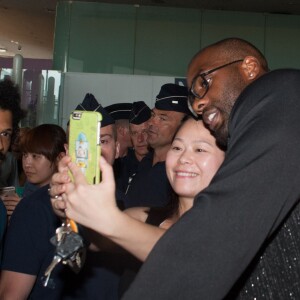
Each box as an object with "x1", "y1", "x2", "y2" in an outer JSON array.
[
  {"x1": 134, "y1": 7, "x2": 201, "y2": 76},
  {"x1": 53, "y1": 2, "x2": 300, "y2": 75},
  {"x1": 69, "y1": 2, "x2": 135, "y2": 74},
  {"x1": 53, "y1": 2, "x2": 72, "y2": 71},
  {"x1": 69, "y1": 2, "x2": 135, "y2": 73},
  {"x1": 56, "y1": 2, "x2": 136, "y2": 73},
  {"x1": 265, "y1": 14, "x2": 300, "y2": 70},
  {"x1": 201, "y1": 10, "x2": 265, "y2": 54}
]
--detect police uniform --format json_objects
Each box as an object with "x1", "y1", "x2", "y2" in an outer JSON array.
[
  {"x1": 116, "y1": 101, "x2": 152, "y2": 194},
  {"x1": 75, "y1": 93, "x2": 115, "y2": 125},
  {"x1": 105, "y1": 102, "x2": 133, "y2": 121},
  {"x1": 105, "y1": 102, "x2": 133, "y2": 189},
  {"x1": 123, "y1": 84, "x2": 189, "y2": 208}
]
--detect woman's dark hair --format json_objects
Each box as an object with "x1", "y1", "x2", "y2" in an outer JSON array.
[{"x1": 22, "y1": 124, "x2": 66, "y2": 165}]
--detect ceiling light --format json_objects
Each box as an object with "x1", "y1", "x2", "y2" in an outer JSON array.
[{"x1": 0, "y1": 47, "x2": 7, "y2": 53}]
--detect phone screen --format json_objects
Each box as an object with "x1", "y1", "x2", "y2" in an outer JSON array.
[{"x1": 0, "y1": 186, "x2": 16, "y2": 197}]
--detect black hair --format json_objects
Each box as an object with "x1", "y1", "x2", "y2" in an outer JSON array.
[
  {"x1": 22, "y1": 124, "x2": 66, "y2": 166},
  {"x1": 0, "y1": 79, "x2": 26, "y2": 142}
]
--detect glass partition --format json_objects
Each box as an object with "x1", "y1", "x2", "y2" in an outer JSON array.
[{"x1": 0, "y1": 68, "x2": 62, "y2": 128}]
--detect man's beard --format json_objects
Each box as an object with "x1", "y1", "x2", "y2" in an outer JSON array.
[
  {"x1": 207, "y1": 93, "x2": 233, "y2": 149},
  {"x1": 213, "y1": 73, "x2": 247, "y2": 149},
  {"x1": 212, "y1": 112, "x2": 230, "y2": 150},
  {"x1": 0, "y1": 152, "x2": 6, "y2": 163}
]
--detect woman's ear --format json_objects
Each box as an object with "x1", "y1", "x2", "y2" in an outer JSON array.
[
  {"x1": 56, "y1": 152, "x2": 66, "y2": 166},
  {"x1": 64, "y1": 143, "x2": 69, "y2": 156}
]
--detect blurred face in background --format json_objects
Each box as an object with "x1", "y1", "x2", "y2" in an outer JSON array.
[
  {"x1": 147, "y1": 108, "x2": 185, "y2": 149},
  {"x1": 100, "y1": 124, "x2": 120, "y2": 166},
  {"x1": 22, "y1": 153, "x2": 57, "y2": 187},
  {"x1": 0, "y1": 109, "x2": 13, "y2": 163},
  {"x1": 129, "y1": 121, "x2": 149, "y2": 161}
]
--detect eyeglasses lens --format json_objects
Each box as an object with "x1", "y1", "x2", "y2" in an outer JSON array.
[{"x1": 192, "y1": 75, "x2": 208, "y2": 99}]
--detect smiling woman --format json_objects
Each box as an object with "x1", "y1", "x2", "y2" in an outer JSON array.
[
  {"x1": 165, "y1": 117, "x2": 225, "y2": 215},
  {"x1": 53, "y1": 117, "x2": 225, "y2": 255},
  {"x1": 49, "y1": 116, "x2": 225, "y2": 295}
]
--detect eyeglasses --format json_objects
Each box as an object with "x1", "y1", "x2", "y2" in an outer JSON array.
[{"x1": 189, "y1": 59, "x2": 244, "y2": 101}]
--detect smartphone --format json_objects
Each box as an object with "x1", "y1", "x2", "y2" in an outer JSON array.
[
  {"x1": 0, "y1": 186, "x2": 16, "y2": 197},
  {"x1": 68, "y1": 111, "x2": 102, "y2": 184}
]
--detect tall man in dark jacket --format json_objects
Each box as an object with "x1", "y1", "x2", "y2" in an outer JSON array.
[{"x1": 124, "y1": 38, "x2": 300, "y2": 299}]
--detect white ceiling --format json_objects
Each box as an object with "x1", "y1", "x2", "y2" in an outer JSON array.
[{"x1": 0, "y1": 0, "x2": 300, "y2": 59}]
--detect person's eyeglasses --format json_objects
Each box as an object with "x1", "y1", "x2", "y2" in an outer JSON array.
[{"x1": 189, "y1": 59, "x2": 244, "y2": 102}]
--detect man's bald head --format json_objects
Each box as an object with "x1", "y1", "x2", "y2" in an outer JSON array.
[{"x1": 189, "y1": 37, "x2": 269, "y2": 73}]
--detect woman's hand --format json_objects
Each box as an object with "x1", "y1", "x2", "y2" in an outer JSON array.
[
  {"x1": 2, "y1": 193, "x2": 20, "y2": 220},
  {"x1": 62, "y1": 156, "x2": 167, "y2": 262},
  {"x1": 63, "y1": 156, "x2": 119, "y2": 236}
]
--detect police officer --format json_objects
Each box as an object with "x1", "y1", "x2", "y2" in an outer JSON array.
[
  {"x1": 105, "y1": 102, "x2": 133, "y2": 158},
  {"x1": 116, "y1": 101, "x2": 151, "y2": 194},
  {"x1": 124, "y1": 83, "x2": 190, "y2": 208}
]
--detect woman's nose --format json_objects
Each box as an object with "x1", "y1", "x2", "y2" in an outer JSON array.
[{"x1": 178, "y1": 150, "x2": 192, "y2": 164}]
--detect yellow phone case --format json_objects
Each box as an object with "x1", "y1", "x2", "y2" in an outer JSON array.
[{"x1": 68, "y1": 111, "x2": 102, "y2": 184}]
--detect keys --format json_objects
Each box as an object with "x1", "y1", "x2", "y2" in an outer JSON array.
[
  {"x1": 43, "y1": 222, "x2": 86, "y2": 287},
  {"x1": 52, "y1": 223, "x2": 71, "y2": 244},
  {"x1": 43, "y1": 255, "x2": 62, "y2": 287},
  {"x1": 56, "y1": 230, "x2": 84, "y2": 260}
]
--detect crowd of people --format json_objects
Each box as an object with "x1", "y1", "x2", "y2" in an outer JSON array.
[{"x1": 0, "y1": 37, "x2": 299, "y2": 299}]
